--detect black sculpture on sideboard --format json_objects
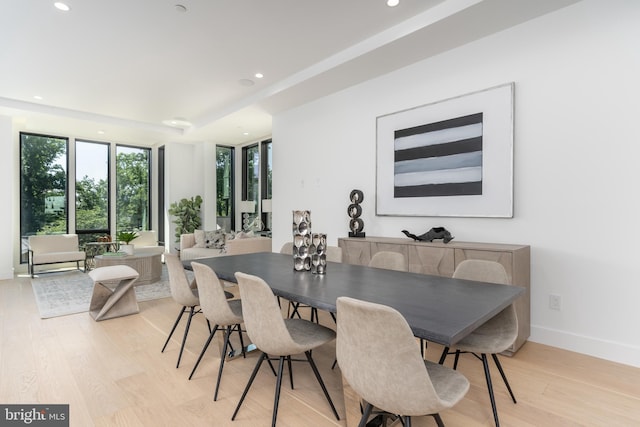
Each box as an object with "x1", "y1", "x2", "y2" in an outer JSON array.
[
  {"x1": 348, "y1": 189, "x2": 365, "y2": 238},
  {"x1": 402, "y1": 227, "x2": 454, "y2": 244}
]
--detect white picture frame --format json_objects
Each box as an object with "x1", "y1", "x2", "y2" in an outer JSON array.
[{"x1": 376, "y1": 82, "x2": 514, "y2": 218}]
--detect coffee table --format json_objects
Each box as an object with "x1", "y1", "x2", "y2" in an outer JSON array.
[
  {"x1": 95, "y1": 250, "x2": 162, "y2": 285},
  {"x1": 84, "y1": 241, "x2": 120, "y2": 271}
]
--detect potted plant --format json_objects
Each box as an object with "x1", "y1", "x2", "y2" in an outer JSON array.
[
  {"x1": 117, "y1": 231, "x2": 139, "y2": 255},
  {"x1": 168, "y1": 195, "x2": 203, "y2": 243}
]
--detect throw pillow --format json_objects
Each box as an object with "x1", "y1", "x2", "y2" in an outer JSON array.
[
  {"x1": 204, "y1": 230, "x2": 226, "y2": 249},
  {"x1": 194, "y1": 229, "x2": 206, "y2": 248}
]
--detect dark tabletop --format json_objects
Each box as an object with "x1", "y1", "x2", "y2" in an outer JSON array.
[{"x1": 185, "y1": 252, "x2": 524, "y2": 346}]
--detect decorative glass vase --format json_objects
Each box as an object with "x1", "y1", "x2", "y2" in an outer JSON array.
[
  {"x1": 292, "y1": 210, "x2": 312, "y2": 271},
  {"x1": 311, "y1": 233, "x2": 327, "y2": 274}
]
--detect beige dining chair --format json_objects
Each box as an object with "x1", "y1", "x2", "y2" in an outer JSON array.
[
  {"x1": 368, "y1": 251, "x2": 407, "y2": 272},
  {"x1": 279, "y1": 241, "x2": 293, "y2": 255},
  {"x1": 161, "y1": 253, "x2": 204, "y2": 368},
  {"x1": 337, "y1": 296, "x2": 469, "y2": 427},
  {"x1": 232, "y1": 272, "x2": 340, "y2": 427},
  {"x1": 188, "y1": 262, "x2": 245, "y2": 401},
  {"x1": 366, "y1": 250, "x2": 428, "y2": 357},
  {"x1": 439, "y1": 259, "x2": 518, "y2": 427}
]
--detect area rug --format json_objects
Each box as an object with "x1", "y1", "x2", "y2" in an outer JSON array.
[{"x1": 31, "y1": 265, "x2": 185, "y2": 319}]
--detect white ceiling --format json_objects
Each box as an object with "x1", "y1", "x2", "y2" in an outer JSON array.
[{"x1": 0, "y1": 0, "x2": 580, "y2": 146}]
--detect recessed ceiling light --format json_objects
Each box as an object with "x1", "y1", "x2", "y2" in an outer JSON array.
[
  {"x1": 387, "y1": 0, "x2": 400, "y2": 7},
  {"x1": 54, "y1": 2, "x2": 71, "y2": 12},
  {"x1": 174, "y1": 4, "x2": 187, "y2": 13},
  {"x1": 33, "y1": 95, "x2": 43, "y2": 100},
  {"x1": 162, "y1": 118, "x2": 192, "y2": 128},
  {"x1": 97, "y1": 130, "x2": 105, "y2": 135},
  {"x1": 243, "y1": 132, "x2": 250, "y2": 136},
  {"x1": 238, "y1": 79, "x2": 255, "y2": 87},
  {"x1": 255, "y1": 73, "x2": 264, "y2": 79}
]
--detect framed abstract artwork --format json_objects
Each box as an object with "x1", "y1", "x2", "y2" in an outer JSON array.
[{"x1": 376, "y1": 82, "x2": 514, "y2": 217}]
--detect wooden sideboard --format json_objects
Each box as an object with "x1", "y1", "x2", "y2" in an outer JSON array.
[{"x1": 338, "y1": 236, "x2": 530, "y2": 355}]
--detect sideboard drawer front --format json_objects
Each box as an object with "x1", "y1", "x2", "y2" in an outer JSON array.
[
  {"x1": 454, "y1": 248, "x2": 514, "y2": 283},
  {"x1": 340, "y1": 240, "x2": 371, "y2": 266},
  {"x1": 409, "y1": 246, "x2": 454, "y2": 276}
]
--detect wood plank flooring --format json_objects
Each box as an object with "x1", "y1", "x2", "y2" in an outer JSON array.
[{"x1": 1, "y1": 275, "x2": 639, "y2": 426}]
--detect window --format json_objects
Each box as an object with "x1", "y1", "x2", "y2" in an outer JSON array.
[
  {"x1": 242, "y1": 143, "x2": 260, "y2": 202},
  {"x1": 20, "y1": 133, "x2": 68, "y2": 262},
  {"x1": 116, "y1": 145, "x2": 151, "y2": 234},
  {"x1": 158, "y1": 145, "x2": 165, "y2": 245},
  {"x1": 216, "y1": 145, "x2": 235, "y2": 232},
  {"x1": 75, "y1": 140, "x2": 110, "y2": 245},
  {"x1": 19, "y1": 132, "x2": 153, "y2": 263},
  {"x1": 261, "y1": 140, "x2": 272, "y2": 230}
]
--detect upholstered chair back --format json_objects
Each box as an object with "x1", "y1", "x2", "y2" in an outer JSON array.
[
  {"x1": 235, "y1": 272, "x2": 311, "y2": 356},
  {"x1": 368, "y1": 251, "x2": 407, "y2": 272},
  {"x1": 191, "y1": 262, "x2": 241, "y2": 325},
  {"x1": 165, "y1": 254, "x2": 199, "y2": 307},
  {"x1": 279, "y1": 242, "x2": 293, "y2": 255},
  {"x1": 326, "y1": 246, "x2": 343, "y2": 263},
  {"x1": 337, "y1": 296, "x2": 453, "y2": 416},
  {"x1": 453, "y1": 259, "x2": 518, "y2": 352}
]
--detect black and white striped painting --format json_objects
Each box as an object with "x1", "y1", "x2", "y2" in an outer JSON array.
[
  {"x1": 394, "y1": 113, "x2": 483, "y2": 198},
  {"x1": 376, "y1": 82, "x2": 513, "y2": 217}
]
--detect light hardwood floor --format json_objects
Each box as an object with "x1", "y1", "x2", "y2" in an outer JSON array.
[{"x1": 1, "y1": 275, "x2": 639, "y2": 427}]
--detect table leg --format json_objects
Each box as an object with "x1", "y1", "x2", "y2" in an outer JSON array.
[{"x1": 216, "y1": 326, "x2": 257, "y2": 361}]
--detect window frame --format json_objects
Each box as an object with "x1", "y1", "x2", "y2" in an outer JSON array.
[
  {"x1": 75, "y1": 139, "x2": 111, "y2": 242},
  {"x1": 19, "y1": 132, "x2": 70, "y2": 263},
  {"x1": 115, "y1": 144, "x2": 152, "y2": 234}
]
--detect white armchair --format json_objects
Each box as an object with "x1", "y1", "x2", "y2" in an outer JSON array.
[{"x1": 131, "y1": 230, "x2": 165, "y2": 255}]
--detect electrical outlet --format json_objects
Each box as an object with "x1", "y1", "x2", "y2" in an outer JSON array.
[{"x1": 549, "y1": 294, "x2": 562, "y2": 311}]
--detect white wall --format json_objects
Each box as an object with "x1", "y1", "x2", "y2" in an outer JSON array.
[
  {"x1": 0, "y1": 116, "x2": 14, "y2": 279},
  {"x1": 272, "y1": 0, "x2": 640, "y2": 367},
  {"x1": 165, "y1": 142, "x2": 205, "y2": 249}
]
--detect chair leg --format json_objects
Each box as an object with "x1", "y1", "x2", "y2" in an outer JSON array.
[
  {"x1": 432, "y1": 414, "x2": 444, "y2": 427},
  {"x1": 176, "y1": 306, "x2": 196, "y2": 368},
  {"x1": 188, "y1": 324, "x2": 220, "y2": 380},
  {"x1": 161, "y1": 306, "x2": 187, "y2": 353},
  {"x1": 289, "y1": 301, "x2": 302, "y2": 319},
  {"x1": 438, "y1": 346, "x2": 450, "y2": 364},
  {"x1": 232, "y1": 352, "x2": 267, "y2": 421},
  {"x1": 213, "y1": 326, "x2": 233, "y2": 401},
  {"x1": 481, "y1": 353, "x2": 501, "y2": 427},
  {"x1": 287, "y1": 355, "x2": 294, "y2": 389},
  {"x1": 305, "y1": 350, "x2": 340, "y2": 420},
  {"x1": 405, "y1": 416, "x2": 412, "y2": 427},
  {"x1": 358, "y1": 402, "x2": 373, "y2": 427},
  {"x1": 492, "y1": 353, "x2": 517, "y2": 403},
  {"x1": 236, "y1": 324, "x2": 246, "y2": 358},
  {"x1": 453, "y1": 349, "x2": 461, "y2": 370},
  {"x1": 266, "y1": 355, "x2": 278, "y2": 376},
  {"x1": 272, "y1": 356, "x2": 286, "y2": 427}
]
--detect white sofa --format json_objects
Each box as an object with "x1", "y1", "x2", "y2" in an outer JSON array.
[
  {"x1": 179, "y1": 231, "x2": 272, "y2": 261},
  {"x1": 28, "y1": 234, "x2": 86, "y2": 277}
]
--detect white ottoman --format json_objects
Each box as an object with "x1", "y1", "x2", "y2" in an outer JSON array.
[{"x1": 88, "y1": 265, "x2": 140, "y2": 321}]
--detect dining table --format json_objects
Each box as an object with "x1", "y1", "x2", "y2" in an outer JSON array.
[{"x1": 184, "y1": 252, "x2": 525, "y2": 426}]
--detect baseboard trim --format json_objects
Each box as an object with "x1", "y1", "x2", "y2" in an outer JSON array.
[{"x1": 530, "y1": 325, "x2": 640, "y2": 368}]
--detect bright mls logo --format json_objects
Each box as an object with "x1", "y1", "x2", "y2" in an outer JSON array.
[{"x1": 1, "y1": 405, "x2": 68, "y2": 426}]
